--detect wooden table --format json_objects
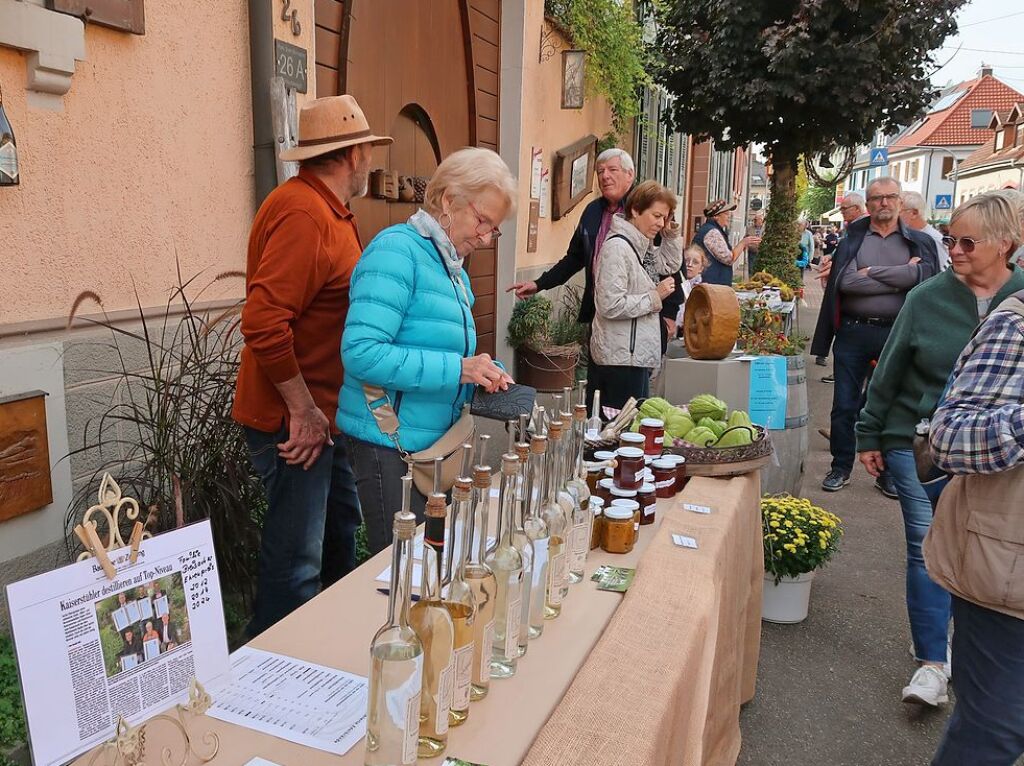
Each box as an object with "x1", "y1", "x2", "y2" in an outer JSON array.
[{"x1": 73, "y1": 473, "x2": 762, "y2": 766}]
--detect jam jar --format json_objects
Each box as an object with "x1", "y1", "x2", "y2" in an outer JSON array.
[
  {"x1": 652, "y1": 458, "x2": 677, "y2": 498},
  {"x1": 601, "y1": 505, "x2": 635, "y2": 554},
  {"x1": 586, "y1": 463, "x2": 604, "y2": 495},
  {"x1": 610, "y1": 499, "x2": 641, "y2": 545},
  {"x1": 639, "y1": 418, "x2": 665, "y2": 456},
  {"x1": 660, "y1": 453, "x2": 687, "y2": 490},
  {"x1": 614, "y1": 447, "x2": 644, "y2": 490},
  {"x1": 619, "y1": 431, "x2": 646, "y2": 450},
  {"x1": 595, "y1": 478, "x2": 615, "y2": 505},
  {"x1": 589, "y1": 497, "x2": 605, "y2": 550},
  {"x1": 637, "y1": 482, "x2": 657, "y2": 524}
]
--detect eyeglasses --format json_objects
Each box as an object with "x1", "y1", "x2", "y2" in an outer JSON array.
[
  {"x1": 941, "y1": 235, "x2": 987, "y2": 253},
  {"x1": 468, "y1": 202, "x2": 502, "y2": 240},
  {"x1": 866, "y1": 193, "x2": 900, "y2": 204},
  {"x1": 839, "y1": 205, "x2": 860, "y2": 212}
]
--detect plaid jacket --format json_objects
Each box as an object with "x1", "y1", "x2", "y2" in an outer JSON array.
[{"x1": 930, "y1": 291, "x2": 1024, "y2": 474}]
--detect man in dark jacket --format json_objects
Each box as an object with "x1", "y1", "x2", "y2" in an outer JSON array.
[
  {"x1": 811, "y1": 177, "x2": 939, "y2": 494},
  {"x1": 507, "y1": 148, "x2": 636, "y2": 322}
]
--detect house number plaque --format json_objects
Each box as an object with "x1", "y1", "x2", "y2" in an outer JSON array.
[{"x1": 274, "y1": 39, "x2": 308, "y2": 94}]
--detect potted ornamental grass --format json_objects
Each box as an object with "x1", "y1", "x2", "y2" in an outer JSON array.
[
  {"x1": 507, "y1": 291, "x2": 584, "y2": 391},
  {"x1": 761, "y1": 494, "x2": 843, "y2": 623}
]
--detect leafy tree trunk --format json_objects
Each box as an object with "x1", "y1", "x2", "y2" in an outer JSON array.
[{"x1": 757, "y1": 146, "x2": 801, "y2": 288}]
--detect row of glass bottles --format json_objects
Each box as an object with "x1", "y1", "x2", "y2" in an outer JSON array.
[{"x1": 366, "y1": 384, "x2": 597, "y2": 763}]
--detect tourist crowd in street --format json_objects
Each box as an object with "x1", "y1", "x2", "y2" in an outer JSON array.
[{"x1": 231, "y1": 94, "x2": 1024, "y2": 765}]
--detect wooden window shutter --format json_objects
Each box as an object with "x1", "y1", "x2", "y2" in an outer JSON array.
[{"x1": 48, "y1": 0, "x2": 145, "y2": 35}]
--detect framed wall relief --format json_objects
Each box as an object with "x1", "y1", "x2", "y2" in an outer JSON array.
[
  {"x1": 561, "y1": 50, "x2": 586, "y2": 109},
  {"x1": 0, "y1": 391, "x2": 53, "y2": 522},
  {"x1": 551, "y1": 134, "x2": 598, "y2": 220}
]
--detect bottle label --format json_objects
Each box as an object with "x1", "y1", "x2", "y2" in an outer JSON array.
[
  {"x1": 548, "y1": 552, "x2": 566, "y2": 605},
  {"x1": 404, "y1": 686, "x2": 421, "y2": 765},
  {"x1": 655, "y1": 478, "x2": 674, "y2": 489},
  {"x1": 532, "y1": 538, "x2": 549, "y2": 591},
  {"x1": 644, "y1": 504, "x2": 656, "y2": 517},
  {"x1": 654, "y1": 436, "x2": 664, "y2": 445},
  {"x1": 451, "y1": 643, "x2": 473, "y2": 711},
  {"x1": 435, "y1": 658, "x2": 454, "y2": 736},
  {"x1": 480, "y1": 620, "x2": 495, "y2": 679},
  {"x1": 504, "y1": 582, "x2": 522, "y2": 660},
  {"x1": 571, "y1": 522, "x2": 588, "y2": 557}
]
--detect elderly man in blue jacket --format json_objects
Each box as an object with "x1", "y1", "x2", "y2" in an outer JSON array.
[
  {"x1": 508, "y1": 148, "x2": 636, "y2": 324},
  {"x1": 811, "y1": 176, "x2": 939, "y2": 494}
]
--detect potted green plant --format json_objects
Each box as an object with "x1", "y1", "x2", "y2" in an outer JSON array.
[
  {"x1": 761, "y1": 494, "x2": 843, "y2": 623},
  {"x1": 507, "y1": 293, "x2": 583, "y2": 392}
]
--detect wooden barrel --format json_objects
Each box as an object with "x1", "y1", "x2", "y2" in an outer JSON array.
[{"x1": 760, "y1": 355, "x2": 809, "y2": 496}]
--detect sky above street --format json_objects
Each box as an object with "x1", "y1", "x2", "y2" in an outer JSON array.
[{"x1": 931, "y1": 0, "x2": 1024, "y2": 89}]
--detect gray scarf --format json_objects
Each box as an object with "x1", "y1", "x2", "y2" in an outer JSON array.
[{"x1": 409, "y1": 208, "x2": 464, "y2": 276}]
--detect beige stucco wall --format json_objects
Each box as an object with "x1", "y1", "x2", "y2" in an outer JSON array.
[
  {"x1": 513, "y1": 9, "x2": 616, "y2": 272},
  {"x1": 0, "y1": 0, "x2": 261, "y2": 327},
  {"x1": 956, "y1": 166, "x2": 1023, "y2": 204}
]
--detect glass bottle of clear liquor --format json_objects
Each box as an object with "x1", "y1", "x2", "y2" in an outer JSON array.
[
  {"x1": 524, "y1": 428, "x2": 550, "y2": 639},
  {"x1": 512, "y1": 414, "x2": 535, "y2": 658},
  {"x1": 567, "y1": 403, "x2": 593, "y2": 584},
  {"x1": 487, "y1": 451, "x2": 524, "y2": 678},
  {"x1": 442, "y1": 445, "x2": 476, "y2": 727},
  {"x1": 466, "y1": 435, "x2": 497, "y2": 701},
  {"x1": 541, "y1": 420, "x2": 570, "y2": 619},
  {"x1": 365, "y1": 478, "x2": 422, "y2": 766},
  {"x1": 408, "y1": 460, "x2": 455, "y2": 759}
]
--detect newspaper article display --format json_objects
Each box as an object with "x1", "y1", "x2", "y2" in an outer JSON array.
[{"x1": 5, "y1": 520, "x2": 229, "y2": 766}]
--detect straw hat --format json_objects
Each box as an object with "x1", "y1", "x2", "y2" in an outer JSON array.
[{"x1": 280, "y1": 95, "x2": 392, "y2": 162}]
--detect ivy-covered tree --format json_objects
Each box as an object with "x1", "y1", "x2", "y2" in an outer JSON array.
[{"x1": 654, "y1": 0, "x2": 964, "y2": 286}]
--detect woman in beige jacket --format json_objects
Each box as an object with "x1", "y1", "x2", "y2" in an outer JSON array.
[{"x1": 589, "y1": 180, "x2": 682, "y2": 410}]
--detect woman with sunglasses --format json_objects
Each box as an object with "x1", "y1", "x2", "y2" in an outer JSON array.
[
  {"x1": 856, "y1": 192, "x2": 1024, "y2": 708},
  {"x1": 339, "y1": 147, "x2": 516, "y2": 554}
]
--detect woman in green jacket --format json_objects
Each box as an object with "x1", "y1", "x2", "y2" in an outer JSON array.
[{"x1": 856, "y1": 192, "x2": 1024, "y2": 709}]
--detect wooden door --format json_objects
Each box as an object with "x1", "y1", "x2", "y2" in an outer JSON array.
[{"x1": 314, "y1": 0, "x2": 500, "y2": 356}]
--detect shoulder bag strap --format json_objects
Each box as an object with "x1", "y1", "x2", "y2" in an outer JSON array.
[
  {"x1": 363, "y1": 384, "x2": 410, "y2": 459},
  {"x1": 606, "y1": 233, "x2": 646, "y2": 271}
]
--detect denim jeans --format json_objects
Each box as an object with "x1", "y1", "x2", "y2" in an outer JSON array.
[
  {"x1": 885, "y1": 449, "x2": 951, "y2": 664},
  {"x1": 932, "y1": 596, "x2": 1024, "y2": 765},
  {"x1": 245, "y1": 425, "x2": 361, "y2": 637},
  {"x1": 830, "y1": 319, "x2": 891, "y2": 475},
  {"x1": 345, "y1": 435, "x2": 427, "y2": 557}
]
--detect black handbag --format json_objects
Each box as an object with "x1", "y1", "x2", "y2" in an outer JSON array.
[{"x1": 471, "y1": 383, "x2": 537, "y2": 421}]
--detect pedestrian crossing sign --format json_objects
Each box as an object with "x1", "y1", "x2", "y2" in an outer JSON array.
[
  {"x1": 934, "y1": 194, "x2": 952, "y2": 211},
  {"x1": 869, "y1": 147, "x2": 889, "y2": 167}
]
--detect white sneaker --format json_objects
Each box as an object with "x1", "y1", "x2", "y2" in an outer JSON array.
[
  {"x1": 902, "y1": 665, "x2": 949, "y2": 706},
  {"x1": 908, "y1": 639, "x2": 952, "y2": 678}
]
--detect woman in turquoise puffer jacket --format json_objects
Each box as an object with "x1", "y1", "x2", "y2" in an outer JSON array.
[{"x1": 339, "y1": 147, "x2": 517, "y2": 553}]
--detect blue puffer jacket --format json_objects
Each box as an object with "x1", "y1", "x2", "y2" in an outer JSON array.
[{"x1": 338, "y1": 223, "x2": 476, "y2": 451}]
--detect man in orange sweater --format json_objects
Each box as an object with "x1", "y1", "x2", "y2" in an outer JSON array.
[{"x1": 233, "y1": 96, "x2": 392, "y2": 636}]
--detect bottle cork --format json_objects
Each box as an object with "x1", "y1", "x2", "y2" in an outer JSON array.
[
  {"x1": 531, "y1": 435, "x2": 548, "y2": 454},
  {"x1": 393, "y1": 510, "x2": 417, "y2": 540},
  {"x1": 473, "y1": 465, "x2": 492, "y2": 489},
  {"x1": 501, "y1": 454, "x2": 520, "y2": 476}
]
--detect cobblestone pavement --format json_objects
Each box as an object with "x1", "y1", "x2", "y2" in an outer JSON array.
[{"x1": 737, "y1": 271, "x2": 955, "y2": 766}]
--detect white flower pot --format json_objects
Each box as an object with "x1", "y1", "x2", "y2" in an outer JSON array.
[{"x1": 762, "y1": 571, "x2": 814, "y2": 624}]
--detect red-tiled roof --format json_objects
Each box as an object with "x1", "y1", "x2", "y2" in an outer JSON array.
[
  {"x1": 889, "y1": 75, "x2": 1024, "y2": 150},
  {"x1": 958, "y1": 128, "x2": 1024, "y2": 173}
]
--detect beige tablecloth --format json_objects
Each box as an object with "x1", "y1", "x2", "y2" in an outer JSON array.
[
  {"x1": 522, "y1": 474, "x2": 763, "y2": 766},
  {"x1": 71, "y1": 473, "x2": 761, "y2": 766}
]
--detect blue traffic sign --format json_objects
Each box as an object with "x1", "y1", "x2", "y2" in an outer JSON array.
[
  {"x1": 869, "y1": 147, "x2": 889, "y2": 167},
  {"x1": 934, "y1": 194, "x2": 953, "y2": 211}
]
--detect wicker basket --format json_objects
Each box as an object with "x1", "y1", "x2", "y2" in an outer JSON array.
[{"x1": 665, "y1": 426, "x2": 774, "y2": 478}]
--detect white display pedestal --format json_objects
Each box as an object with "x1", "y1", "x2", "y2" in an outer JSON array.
[{"x1": 662, "y1": 348, "x2": 751, "y2": 414}]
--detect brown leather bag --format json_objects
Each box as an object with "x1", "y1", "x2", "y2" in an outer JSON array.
[{"x1": 364, "y1": 384, "x2": 475, "y2": 496}]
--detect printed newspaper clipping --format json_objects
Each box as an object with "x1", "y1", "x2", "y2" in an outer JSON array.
[{"x1": 6, "y1": 521, "x2": 229, "y2": 766}]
